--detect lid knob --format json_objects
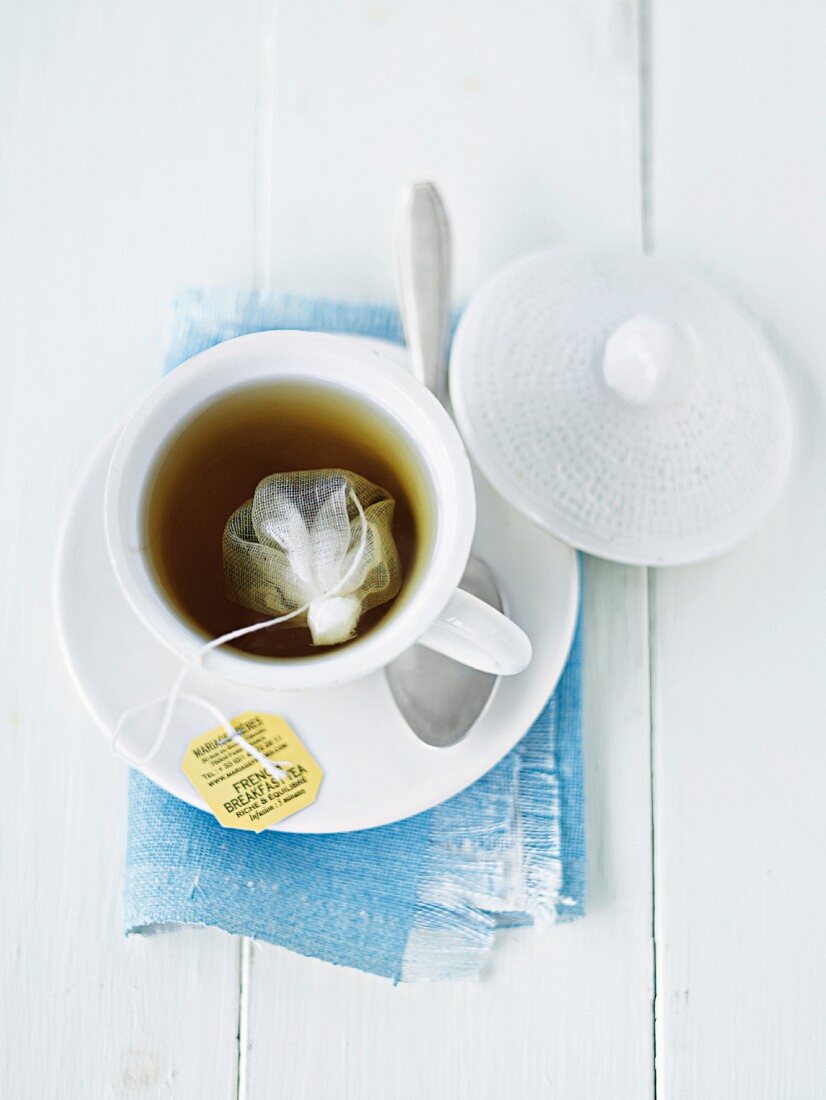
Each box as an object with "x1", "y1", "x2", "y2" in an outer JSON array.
[{"x1": 602, "y1": 312, "x2": 694, "y2": 406}]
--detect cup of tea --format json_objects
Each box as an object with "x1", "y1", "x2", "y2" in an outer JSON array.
[{"x1": 104, "y1": 330, "x2": 532, "y2": 691}]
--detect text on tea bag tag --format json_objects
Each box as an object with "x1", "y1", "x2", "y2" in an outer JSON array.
[{"x1": 182, "y1": 712, "x2": 323, "y2": 832}]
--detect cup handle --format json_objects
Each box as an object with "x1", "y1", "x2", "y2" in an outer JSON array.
[{"x1": 417, "y1": 589, "x2": 532, "y2": 675}]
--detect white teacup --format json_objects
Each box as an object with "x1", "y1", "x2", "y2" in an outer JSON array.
[{"x1": 104, "y1": 330, "x2": 532, "y2": 691}]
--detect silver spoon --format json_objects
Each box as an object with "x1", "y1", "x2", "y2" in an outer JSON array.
[{"x1": 385, "y1": 181, "x2": 501, "y2": 747}]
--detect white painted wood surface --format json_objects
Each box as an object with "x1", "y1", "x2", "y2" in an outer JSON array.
[
  {"x1": 1, "y1": 1, "x2": 822, "y2": 1097},
  {"x1": 650, "y1": 4, "x2": 826, "y2": 1096},
  {"x1": 0, "y1": 3, "x2": 259, "y2": 1096}
]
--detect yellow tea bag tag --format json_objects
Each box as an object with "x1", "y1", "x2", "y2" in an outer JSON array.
[{"x1": 181, "y1": 712, "x2": 322, "y2": 833}]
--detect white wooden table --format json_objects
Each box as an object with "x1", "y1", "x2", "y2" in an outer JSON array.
[{"x1": 2, "y1": 3, "x2": 824, "y2": 1096}]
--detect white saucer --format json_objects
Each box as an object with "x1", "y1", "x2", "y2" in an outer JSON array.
[{"x1": 54, "y1": 345, "x2": 578, "y2": 833}]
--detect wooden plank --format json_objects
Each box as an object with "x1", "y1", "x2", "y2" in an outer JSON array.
[
  {"x1": 265, "y1": 0, "x2": 644, "y2": 302},
  {"x1": 650, "y1": 2, "x2": 826, "y2": 1096},
  {"x1": 0, "y1": 2, "x2": 259, "y2": 1095},
  {"x1": 245, "y1": 3, "x2": 654, "y2": 1096}
]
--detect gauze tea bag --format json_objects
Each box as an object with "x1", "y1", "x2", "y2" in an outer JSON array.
[{"x1": 223, "y1": 469, "x2": 403, "y2": 646}]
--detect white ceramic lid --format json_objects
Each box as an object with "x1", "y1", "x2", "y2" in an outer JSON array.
[{"x1": 450, "y1": 248, "x2": 793, "y2": 565}]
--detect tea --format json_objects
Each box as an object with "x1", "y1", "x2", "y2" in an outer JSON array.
[{"x1": 142, "y1": 380, "x2": 434, "y2": 658}]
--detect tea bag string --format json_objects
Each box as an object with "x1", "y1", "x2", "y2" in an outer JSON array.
[
  {"x1": 112, "y1": 487, "x2": 369, "y2": 770},
  {"x1": 123, "y1": 690, "x2": 295, "y2": 782}
]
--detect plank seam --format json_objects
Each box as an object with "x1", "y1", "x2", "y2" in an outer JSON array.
[
  {"x1": 638, "y1": 1, "x2": 657, "y2": 1093},
  {"x1": 253, "y1": 0, "x2": 277, "y2": 293},
  {"x1": 638, "y1": 0, "x2": 654, "y2": 253},
  {"x1": 647, "y1": 567, "x2": 659, "y2": 1100},
  {"x1": 236, "y1": 937, "x2": 252, "y2": 1100}
]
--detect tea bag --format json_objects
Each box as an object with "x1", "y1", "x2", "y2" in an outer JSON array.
[
  {"x1": 113, "y1": 469, "x2": 403, "y2": 769},
  {"x1": 223, "y1": 469, "x2": 403, "y2": 646}
]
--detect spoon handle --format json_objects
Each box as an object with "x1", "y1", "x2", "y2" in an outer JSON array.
[{"x1": 394, "y1": 181, "x2": 452, "y2": 402}]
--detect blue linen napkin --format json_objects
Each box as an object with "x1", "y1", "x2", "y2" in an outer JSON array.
[{"x1": 124, "y1": 289, "x2": 584, "y2": 982}]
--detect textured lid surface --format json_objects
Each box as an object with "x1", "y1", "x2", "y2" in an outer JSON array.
[{"x1": 450, "y1": 249, "x2": 793, "y2": 565}]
